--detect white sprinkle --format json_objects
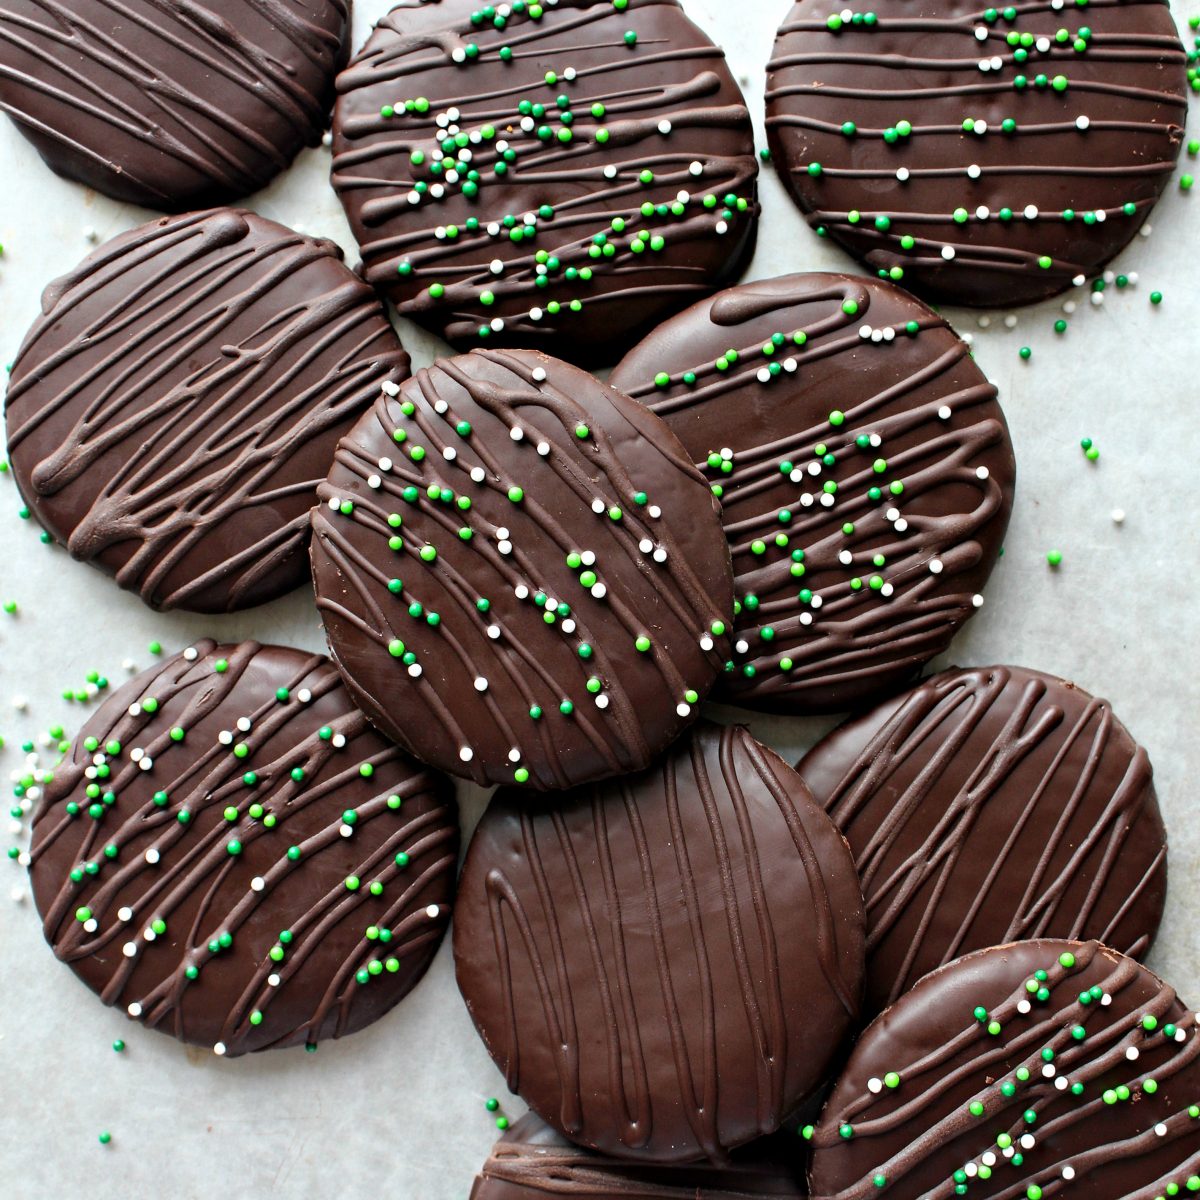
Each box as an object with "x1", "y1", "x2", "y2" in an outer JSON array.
[
  {"x1": 331, "y1": 733, "x2": 346, "y2": 749},
  {"x1": 859, "y1": 324, "x2": 873, "y2": 340},
  {"x1": 378, "y1": 458, "x2": 393, "y2": 472},
  {"x1": 1055, "y1": 1077, "x2": 1069, "y2": 1090},
  {"x1": 1035, "y1": 35, "x2": 1050, "y2": 51},
  {"x1": 508, "y1": 748, "x2": 521, "y2": 764},
  {"x1": 676, "y1": 703, "x2": 691, "y2": 717},
  {"x1": 938, "y1": 405, "x2": 952, "y2": 420},
  {"x1": 381, "y1": 380, "x2": 401, "y2": 397},
  {"x1": 689, "y1": 160, "x2": 704, "y2": 176},
  {"x1": 1042, "y1": 1063, "x2": 1055, "y2": 1078},
  {"x1": 700, "y1": 634, "x2": 715, "y2": 651},
  {"x1": 595, "y1": 694, "x2": 609, "y2": 709},
  {"x1": 974, "y1": 25, "x2": 988, "y2": 39},
  {"x1": 972, "y1": 594, "x2": 984, "y2": 608},
  {"x1": 10, "y1": 886, "x2": 25, "y2": 903},
  {"x1": 490, "y1": 317, "x2": 505, "y2": 332},
  {"x1": 1021, "y1": 1134, "x2": 1036, "y2": 1149},
  {"x1": 838, "y1": 550, "x2": 853, "y2": 566},
  {"x1": 471, "y1": 467, "x2": 486, "y2": 483},
  {"x1": 658, "y1": 119, "x2": 672, "y2": 135},
  {"x1": 368, "y1": 473, "x2": 382, "y2": 489},
  {"x1": 715, "y1": 221, "x2": 728, "y2": 235},
  {"x1": 183, "y1": 647, "x2": 198, "y2": 662},
  {"x1": 1073, "y1": 273, "x2": 1088, "y2": 286},
  {"x1": 967, "y1": 164, "x2": 981, "y2": 180},
  {"x1": 591, "y1": 583, "x2": 607, "y2": 600},
  {"x1": 130, "y1": 744, "x2": 143, "y2": 759},
  {"x1": 799, "y1": 611, "x2": 813, "y2": 626},
  {"x1": 510, "y1": 426, "x2": 524, "y2": 442},
  {"x1": 1155, "y1": 1124, "x2": 1168, "y2": 1137},
  {"x1": 425, "y1": 904, "x2": 440, "y2": 919},
  {"x1": 250, "y1": 877, "x2": 265, "y2": 893},
  {"x1": 118, "y1": 906, "x2": 133, "y2": 922},
  {"x1": 268, "y1": 973, "x2": 281, "y2": 987},
  {"x1": 976, "y1": 466, "x2": 990, "y2": 480},
  {"x1": 498, "y1": 541, "x2": 512, "y2": 555},
  {"x1": 868, "y1": 1077, "x2": 883, "y2": 1094},
  {"x1": 648, "y1": 506, "x2": 661, "y2": 519},
  {"x1": 880, "y1": 583, "x2": 894, "y2": 597},
  {"x1": 982, "y1": 1153, "x2": 996, "y2": 1168},
  {"x1": 735, "y1": 639, "x2": 750, "y2": 655},
  {"x1": 83, "y1": 917, "x2": 99, "y2": 933},
  {"x1": 218, "y1": 730, "x2": 233, "y2": 746},
  {"x1": 459, "y1": 747, "x2": 473, "y2": 763},
  {"x1": 757, "y1": 367, "x2": 772, "y2": 383},
  {"x1": 408, "y1": 663, "x2": 423, "y2": 678},
  {"x1": 532, "y1": 366, "x2": 547, "y2": 382},
  {"x1": 122, "y1": 942, "x2": 138, "y2": 958},
  {"x1": 1126, "y1": 1046, "x2": 1140, "y2": 1060},
  {"x1": 144, "y1": 849, "x2": 160, "y2": 865},
  {"x1": 603, "y1": 164, "x2": 618, "y2": 179},
  {"x1": 127, "y1": 1003, "x2": 142, "y2": 1018},
  {"x1": 639, "y1": 538, "x2": 654, "y2": 554},
  {"x1": 213, "y1": 1042, "x2": 227, "y2": 1056},
  {"x1": 1112, "y1": 509, "x2": 1125, "y2": 524},
  {"x1": 592, "y1": 499, "x2": 606, "y2": 514},
  {"x1": 237, "y1": 717, "x2": 251, "y2": 733},
  {"x1": 896, "y1": 167, "x2": 910, "y2": 182},
  {"x1": 487, "y1": 625, "x2": 501, "y2": 640},
  {"x1": 979, "y1": 58, "x2": 992, "y2": 71},
  {"x1": 1024, "y1": 204, "x2": 1039, "y2": 220},
  {"x1": 515, "y1": 584, "x2": 529, "y2": 599},
  {"x1": 929, "y1": 559, "x2": 944, "y2": 575},
  {"x1": 1076, "y1": 114, "x2": 1090, "y2": 130},
  {"x1": 529, "y1": 308, "x2": 544, "y2": 323},
  {"x1": 976, "y1": 205, "x2": 990, "y2": 220},
  {"x1": 942, "y1": 246, "x2": 955, "y2": 260},
  {"x1": 1061, "y1": 1166, "x2": 1076, "y2": 1181},
  {"x1": 1100, "y1": 993, "x2": 1112, "y2": 1006}
]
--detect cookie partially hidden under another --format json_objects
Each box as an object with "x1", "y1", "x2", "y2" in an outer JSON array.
[{"x1": 454, "y1": 721, "x2": 865, "y2": 1163}]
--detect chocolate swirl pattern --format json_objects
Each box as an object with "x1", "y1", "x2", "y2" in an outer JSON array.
[
  {"x1": 809, "y1": 940, "x2": 1200, "y2": 1200},
  {"x1": 28, "y1": 640, "x2": 458, "y2": 1057},
  {"x1": 331, "y1": 0, "x2": 759, "y2": 363},
  {"x1": 799, "y1": 665, "x2": 1167, "y2": 1014},
  {"x1": 0, "y1": 0, "x2": 349, "y2": 208},
  {"x1": 765, "y1": 0, "x2": 1188, "y2": 306},
  {"x1": 453, "y1": 722, "x2": 865, "y2": 1164},
  {"x1": 611, "y1": 273, "x2": 1014, "y2": 714},
  {"x1": 470, "y1": 1112, "x2": 807, "y2": 1197},
  {"x1": 310, "y1": 348, "x2": 735, "y2": 790},
  {"x1": 5, "y1": 208, "x2": 411, "y2": 613}
]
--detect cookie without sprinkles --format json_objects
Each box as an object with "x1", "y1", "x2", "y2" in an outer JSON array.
[
  {"x1": 28, "y1": 641, "x2": 458, "y2": 1055},
  {"x1": 611, "y1": 273, "x2": 1014, "y2": 713},
  {"x1": 799, "y1": 665, "x2": 1167, "y2": 1014},
  {"x1": 454, "y1": 722, "x2": 865, "y2": 1163},
  {"x1": 809, "y1": 940, "x2": 1200, "y2": 1199},
  {"x1": 5, "y1": 209, "x2": 410, "y2": 613},
  {"x1": 310, "y1": 349, "x2": 734, "y2": 790},
  {"x1": 765, "y1": 0, "x2": 1188, "y2": 306},
  {"x1": 331, "y1": 0, "x2": 759, "y2": 362},
  {"x1": 0, "y1": 0, "x2": 350, "y2": 208}
]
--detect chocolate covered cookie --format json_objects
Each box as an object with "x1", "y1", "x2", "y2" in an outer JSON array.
[
  {"x1": 765, "y1": 0, "x2": 1188, "y2": 307},
  {"x1": 29, "y1": 640, "x2": 458, "y2": 1056},
  {"x1": 470, "y1": 1112, "x2": 807, "y2": 1197},
  {"x1": 610, "y1": 273, "x2": 1014, "y2": 713},
  {"x1": 5, "y1": 209, "x2": 410, "y2": 613},
  {"x1": 0, "y1": 0, "x2": 349, "y2": 208},
  {"x1": 331, "y1": 0, "x2": 758, "y2": 362},
  {"x1": 453, "y1": 721, "x2": 865, "y2": 1163},
  {"x1": 311, "y1": 349, "x2": 735, "y2": 790},
  {"x1": 799, "y1": 665, "x2": 1167, "y2": 1014},
  {"x1": 809, "y1": 940, "x2": 1200, "y2": 1199}
]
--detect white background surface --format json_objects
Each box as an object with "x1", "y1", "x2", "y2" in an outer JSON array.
[{"x1": 1, "y1": 0, "x2": 1198, "y2": 1196}]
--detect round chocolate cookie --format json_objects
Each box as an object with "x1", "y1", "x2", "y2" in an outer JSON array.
[
  {"x1": 798, "y1": 665, "x2": 1167, "y2": 1016},
  {"x1": 0, "y1": 0, "x2": 349, "y2": 208},
  {"x1": 5, "y1": 208, "x2": 410, "y2": 613},
  {"x1": 310, "y1": 348, "x2": 735, "y2": 790},
  {"x1": 331, "y1": 0, "x2": 759, "y2": 363},
  {"x1": 765, "y1": 0, "x2": 1189, "y2": 307},
  {"x1": 29, "y1": 639, "x2": 458, "y2": 1057},
  {"x1": 809, "y1": 940, "x2": 1200, "y2": 1199},
  {"x1": 470, "y1": 1112, "x2": 807, "y2": 1197},
  {"x1": 453, "y1": 721, "x2": 865, "y2": 1163},
  {"x1": 610, "y1": 273, "x2": 1014, "y2": 714}
]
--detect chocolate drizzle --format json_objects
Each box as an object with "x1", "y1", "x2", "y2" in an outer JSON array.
[
  {"x1": 810, "y1": 940, "x2": 1200, "y2": 1200},
  {"x1": 470, "y1": 1112, "x2": 807, "y2": 1197},
  {"x1": 5, "y1": 208, "x2": 410, "y2": 613},
  {"x1": 311, "y1": 348, "x2": 734, "y2": 790},
  {"x1": 611, "y1": 272, "x2": 1014, "y2": 713},
  {"x1": 331, "y1": 0, "x2": 758, "y2": 362},
  {"x1": 765, "y1": 0, "x2": 1188, "y2": 306},
  {"x1": 29, "y1": 640, "x2": 458, "y2": 1056},
  {"x1": 453, "y1": 722, "x2": 865, "y2": 1163},
  {"x1": 799, "y1": 665, "x2": 1167, "y2": 1014},
  {"x1": 0, "y1": 0, "x2": 349, "y2": 207}
]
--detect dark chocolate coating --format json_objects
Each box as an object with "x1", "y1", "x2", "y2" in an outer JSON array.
[
  {"x1": 610, "y1": 273, "x2": 1014, "y2": 714},
  {"x1": 470, "y1": 1112, "x2": 807, "y2": 1197},
  {"x1": 310, "y1": 348, "x2": 735, "y2": 791},
  {"x1": 29, "y1": 640, "x2": 458, "y2": 1057},
  {"x1": 453, "y1": 721, "x2": 865, "y2": 1163},
  {"x1": 5, "y1": 209, "x2": 410, "y2": 613},
  {"x1": 809, "y1": 940, "x2": 1200, "y2": 1199},
  {"x1": 331, "y1": 0, "x2": 759, "y2": 363},
  {"x1": 765, "y1": 0, "x2": 1188, "y2": 307},
  {"x1": 798, "y1": 665, "x2": 1167, "y2": 1016},
  {"x1": 0, "y1": 0, "x2": 348, "y2": 209}
]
